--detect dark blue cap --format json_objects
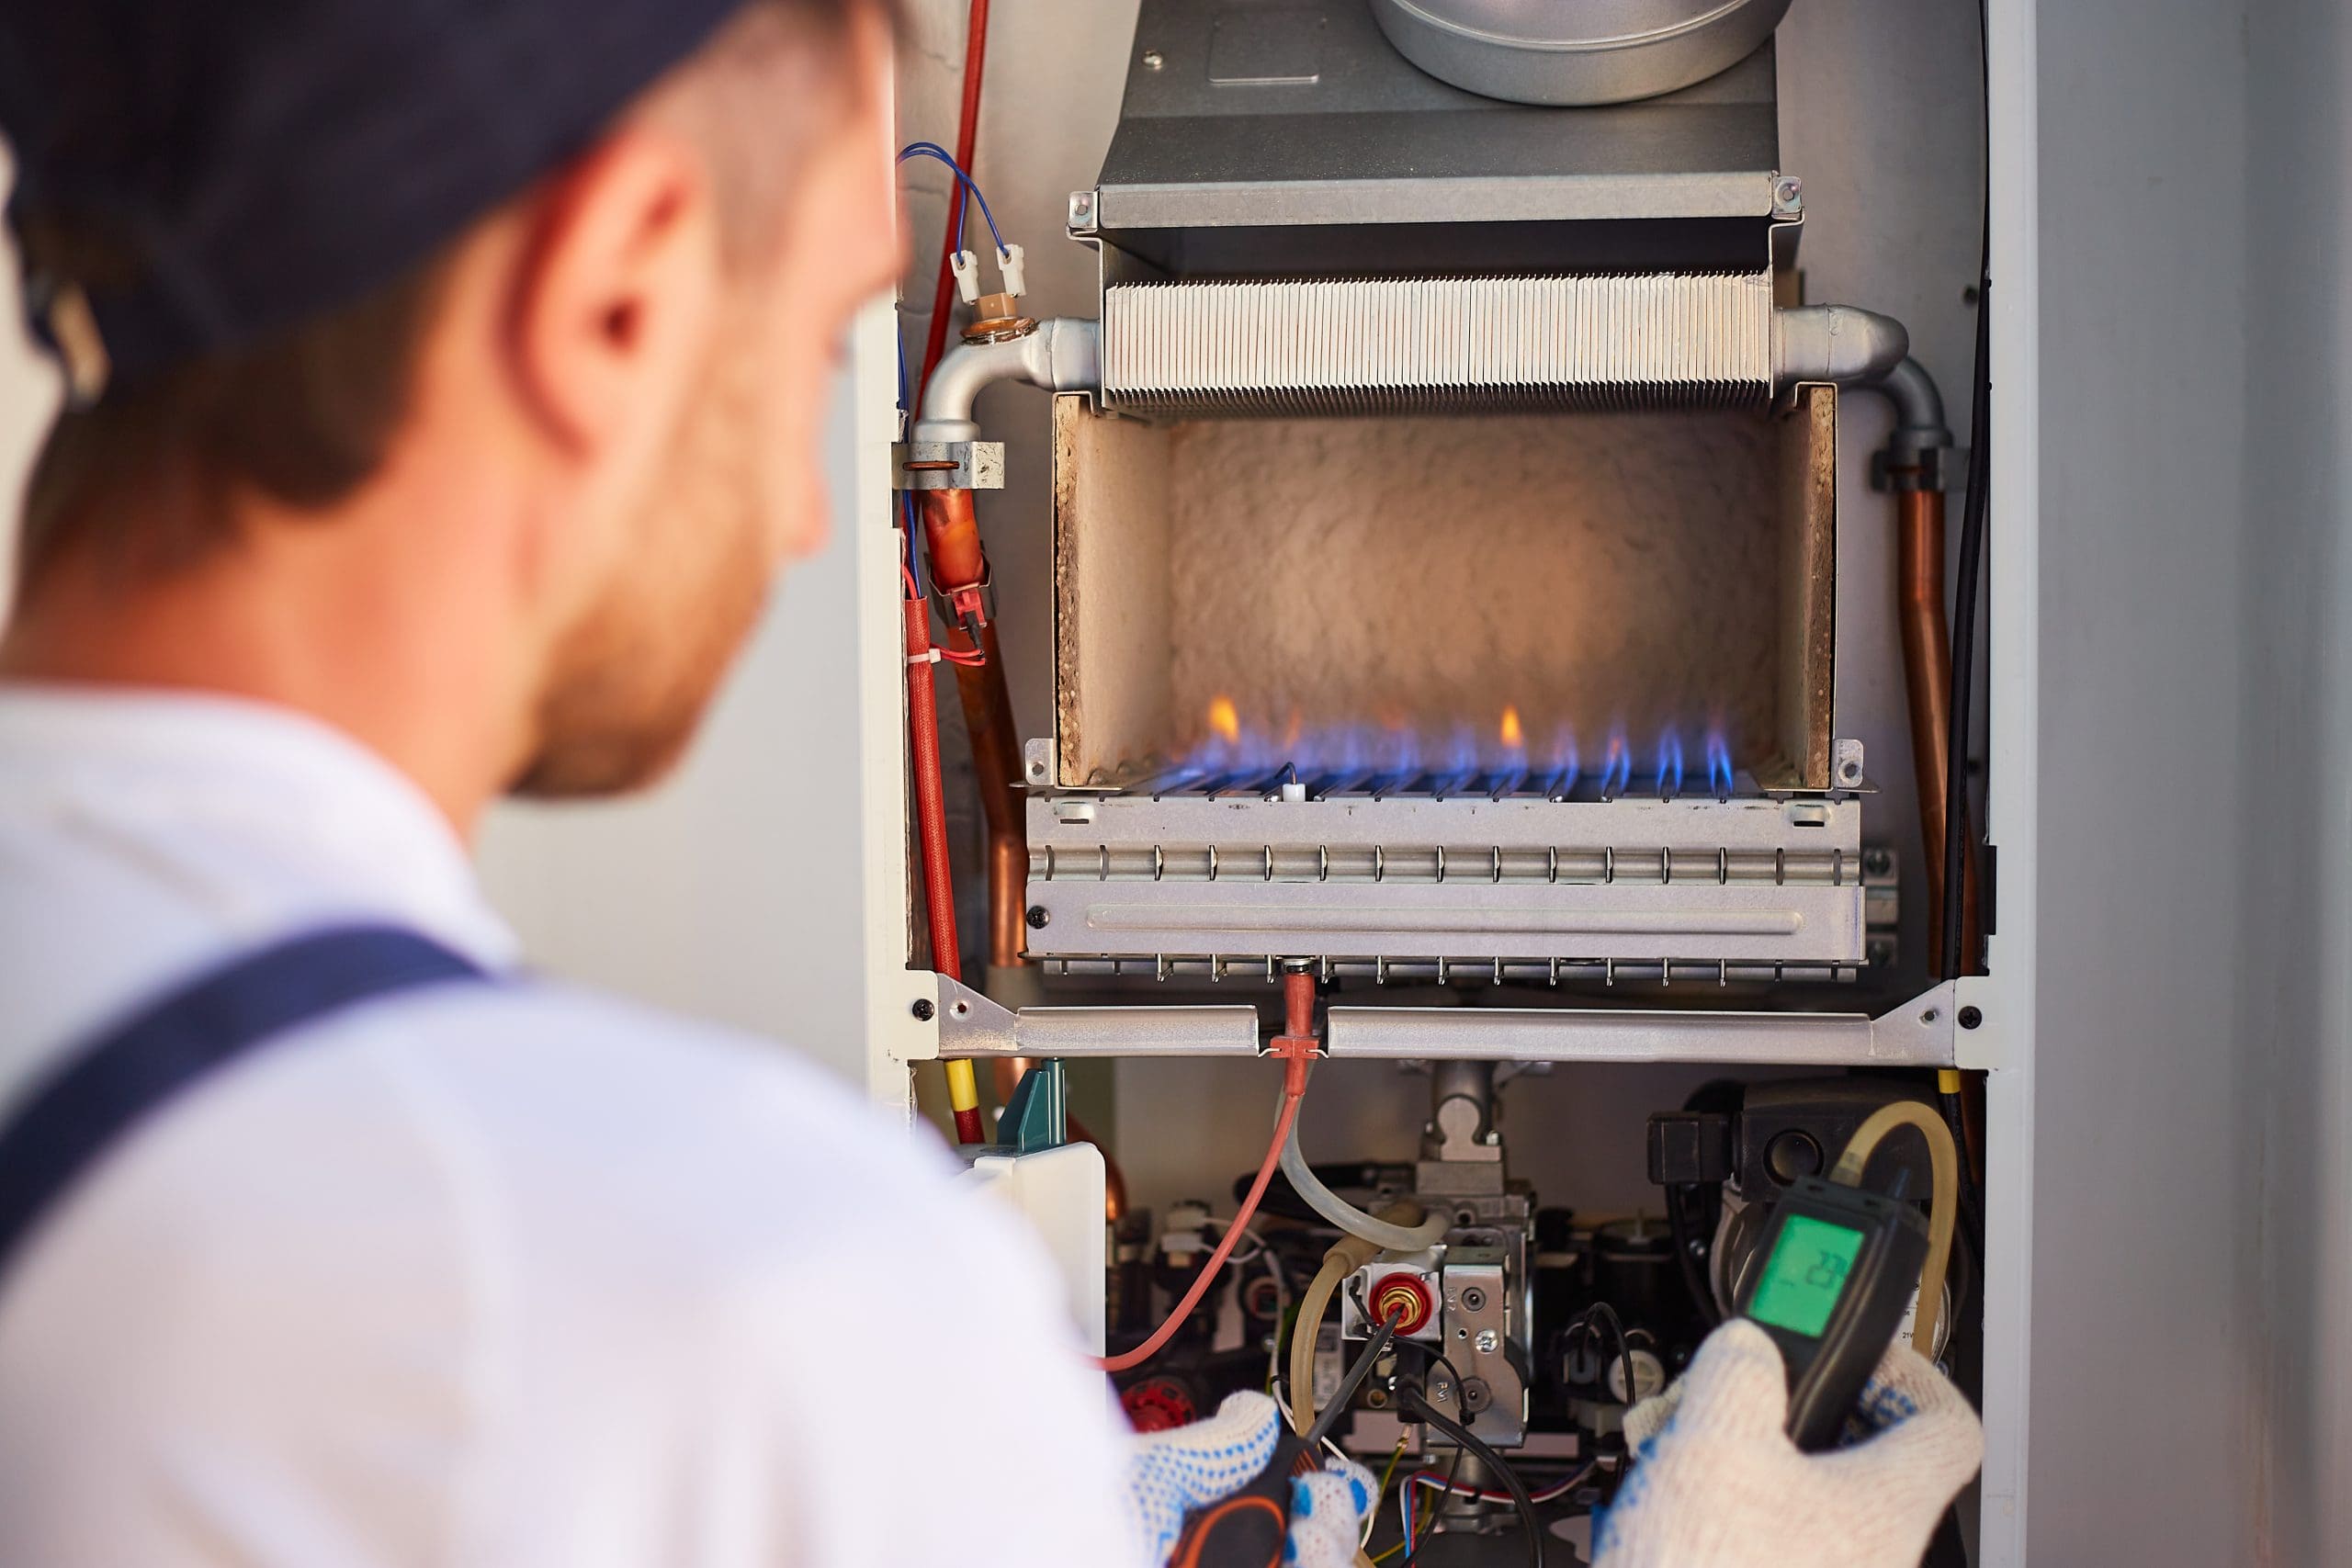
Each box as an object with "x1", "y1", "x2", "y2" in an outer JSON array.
[{"x1": 0, "y1": 0, "x2": 748, "y2": 400}]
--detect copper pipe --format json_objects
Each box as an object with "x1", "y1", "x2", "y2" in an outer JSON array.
[
  {"x1": 967, "y1": 651, "x2": 1028, "y2": 970},
  {"x1": 916, "y1": 489, "x2": 1029, "y2": 974},
  {"x1": 918, "y1": 489, "x2": 986, "y2": 596},
  {"x1": 918, "y1": 487, "x2": 1135, "y2": 1207},
  {"x1": 1896, "y1": 489, "x2": 1981, "y2": 973}
]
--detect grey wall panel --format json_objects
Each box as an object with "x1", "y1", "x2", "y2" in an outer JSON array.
[
  {"x1": 2032, "y1": 1, "x2": 2256, "y2": 1561},
  {"x1": 2242, "y1": 2, "x2": 2352, "y2": 1562}
]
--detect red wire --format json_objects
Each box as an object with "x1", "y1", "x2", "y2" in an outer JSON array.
[
  {"x1": 900, "y1": 0, "x2": 992, "y2": 1145},
  {"x1": 1097, "y1": 1071, "x2": 1308, "y2": 1374},
  {"x1": 919, "y1": 0, "x2": 991, "y2": 395}
]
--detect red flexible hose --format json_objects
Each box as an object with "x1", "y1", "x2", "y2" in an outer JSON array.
[
  {"x1": 1097, "y1": 971, "x2": 1322, "y2": 1372},
  {"x1": 919, "y1": 0, "x2": 990, "y2": 392},
  {"x1": 1097, "y1": 1077, "x2": 1307, "y2": 1374}
]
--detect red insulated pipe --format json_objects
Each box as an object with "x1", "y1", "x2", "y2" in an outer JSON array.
[{"x1": 904, "y1": 596, "x2": 984, "y2": 1145}]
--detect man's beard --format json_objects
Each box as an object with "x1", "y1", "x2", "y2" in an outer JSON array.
[{"x1": 509, "y1": 338, "x2": 773, "y2": 799}]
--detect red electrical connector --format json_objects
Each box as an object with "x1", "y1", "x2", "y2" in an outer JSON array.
[{"x1": 1369, "y1": 1271, "x2": 1435, "y2": 1337}]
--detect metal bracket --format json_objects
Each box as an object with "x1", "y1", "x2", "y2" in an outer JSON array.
[
  {"x1": 1326, "y1": 981, "x2": 1958, "y2": 1066},
  {"x1": 930, "y1": 973, "x2": 1956, "y2": 1066},
  {"x1": 1832, "y1": 739, "x2": 1867, "y2": 792},
  {"x1": 933, "y1": 973, "x2": 1262, "y2": 1058},
  {"x1": 1022, "y1": 737, "x2": 1057, "y2": 789},
  {"x1": 891, "y1": 439, "x2": 1004, "y2": 491}
]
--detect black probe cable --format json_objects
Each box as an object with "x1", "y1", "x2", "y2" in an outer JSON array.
[
  {"x1": 1304, "y1": 1305, "x2": 1405, "y2": 1452},
  {"x1": 1397, "y1": 1386, "x2": 1545, "y2": 1568},
  {"x1": 1344, "y1": 1279, "x2": 1479, "y2": 1437}
]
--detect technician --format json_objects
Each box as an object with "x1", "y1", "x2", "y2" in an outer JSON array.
[{"x1": 0, "y1": 1, "x2": 1976, "y2": 1564}]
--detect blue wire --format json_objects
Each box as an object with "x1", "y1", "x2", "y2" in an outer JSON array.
[
  {"x1": 894, "y1": 139, "x2": 1007, "y2": 604},
  {"x1": 896, "y1": 141, "x2": 1007, "y2": 255},
  {"x1": 903, "y1": 489, "x2": 925, "y2": 597}
]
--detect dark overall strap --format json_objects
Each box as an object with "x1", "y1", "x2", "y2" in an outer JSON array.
[{"x1": 0, "y1": 925, "x2": 487, "y2": 1284}]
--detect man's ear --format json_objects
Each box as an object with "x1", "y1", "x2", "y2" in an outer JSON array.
[{"x1": 504, "y1": 129, "x2": 722, "y2": 454}]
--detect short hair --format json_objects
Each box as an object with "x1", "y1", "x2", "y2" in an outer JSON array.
[{"x1": 12, "y1": 0, "x2": 885, "y2": 599}]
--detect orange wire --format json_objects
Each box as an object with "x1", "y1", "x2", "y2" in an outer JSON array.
[{"x1": 1097, "y1": 1063, "x2": 1309, "y2": 1374}]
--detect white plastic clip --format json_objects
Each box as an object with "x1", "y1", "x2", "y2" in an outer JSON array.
[
  {"x1": 996, "y1": 242, "x2": 1027, "y2": 298},
  {"x1": 950, "y1": 250, "x2": 981, "y2": 303}
]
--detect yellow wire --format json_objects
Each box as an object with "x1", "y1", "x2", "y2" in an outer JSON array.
[{"x1": 1361, "y1": 1434, "x2": 1408, "y2": 1547}]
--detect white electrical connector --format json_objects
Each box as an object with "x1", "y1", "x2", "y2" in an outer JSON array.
[
  {"x1": 950, "y1": 249, "x2": 981, "y2": 303},
  {"x1": 997, "y1": 242, "x2": 1027, "y2": 298}
]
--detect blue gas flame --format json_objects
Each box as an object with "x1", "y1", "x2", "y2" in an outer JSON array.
[
  {"x1": 1544, "y1": 727, "x2": 1580, "y2": 796},
  {"x1": 1705, "y1": 731, "x2": 1735, "y2": 797},
  {"x1": 1166, "y1": 705, "x2": 1744, "y2": 799},
  {"x1": 1601, "y1": 729, "x2": 1633, "y2": 797},
  {"x1": 1655, "y1": 728, "x2": 1686, "y2": 798}
]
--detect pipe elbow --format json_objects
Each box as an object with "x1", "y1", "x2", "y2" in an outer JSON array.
[
  {"x1": 1774, "y1": 304, "x2": 1910, "y2": 389},
  {"x1": 913, "y1": 317, "x2": 1102, "y2": 445}
]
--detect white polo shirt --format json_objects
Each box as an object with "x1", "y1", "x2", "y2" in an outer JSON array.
[{"x1": 0, "y1": 686, "x2": 1137, "y2": 1568}]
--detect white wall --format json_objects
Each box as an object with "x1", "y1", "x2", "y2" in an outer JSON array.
[
  {"x1": 2241, "y1": 2, "x2": 2352, "y2": 1562},
  {"x1": 473, "y1": 384, "x2": 871, "y2": 1079},
  {"x1": 0, "y1": 152, "x2": 873, "y2": 1084}
]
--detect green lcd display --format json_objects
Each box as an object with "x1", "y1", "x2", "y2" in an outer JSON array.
[{"x1": 1747, "y1": 1213, "x2": 1865, "y2": 1337}]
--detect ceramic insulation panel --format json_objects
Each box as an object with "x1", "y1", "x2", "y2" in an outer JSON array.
[{"x1": 1051, "y1": 391, "x2": 1837, "y2": 791}]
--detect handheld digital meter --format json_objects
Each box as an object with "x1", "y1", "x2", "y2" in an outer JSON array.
[{"x1": 1736, "y1": 1175, "x2": 1931, "y2": 1451}]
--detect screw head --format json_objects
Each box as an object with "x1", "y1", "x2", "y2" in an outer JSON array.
[
  {"x1": 1959, "y1": 1005, "x2": 1984, "y2": 1030},
  {"x1": 1141, "y1": 48, "x2": 1164, "y2": 70},
  {"x1": 1863, "y1": 848, "x2": 1894, "y2": 876},
  {"x1": 1474, "y1": 1328, "x2": 1500, "y2": 1354},
  {"x1": 910, "y1": 998, "x2": 935, "y2": 1021},
  {"x1": 1025, "y1": 905, "x2": 1050, "y2": 930},
  {"x1": 1773, "y1": 175, "x2": 1804, "y2": 209}
]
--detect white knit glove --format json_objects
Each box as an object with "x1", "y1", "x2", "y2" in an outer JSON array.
[
  {"x1": 1594, "y1": 1319, "x2": 1983, "y2": 1568},
  {"x1": 1122, "y1": 1391, "x2": 1376, "y2": 1568}
]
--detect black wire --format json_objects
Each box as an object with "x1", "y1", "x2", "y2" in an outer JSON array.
[
  {"x1": 1400, "y1": 1388, "x2": 1546, "y2": 1568},
  {"x1": 1304, "y1": 1306, "x2": 1404, "y2": 1451},
  {"x1": 1665, "y1": 1186, "x2": 1722, "y2": 1325},
  {"x1": 1937, "y1": 1088, "x2": 1987, "y2": 1269},
  {"x1": 1348, "y1": 1280, "x2": 1478, "y2": 1430},
  {"x1": 1942, "y1": 0, "x2": 1995, "y2": 985},
  {"x1": 1386, "y1": 1335, "x2": 1476, "y2": 1428},
  {"x1": 1568, "y1": 1302, "x2": 1639, "y2": 1414}
]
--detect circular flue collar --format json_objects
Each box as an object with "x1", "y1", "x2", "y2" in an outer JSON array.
[{"x1": 1370, "y1": 0, "x2": 1794, "y2": 106}]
